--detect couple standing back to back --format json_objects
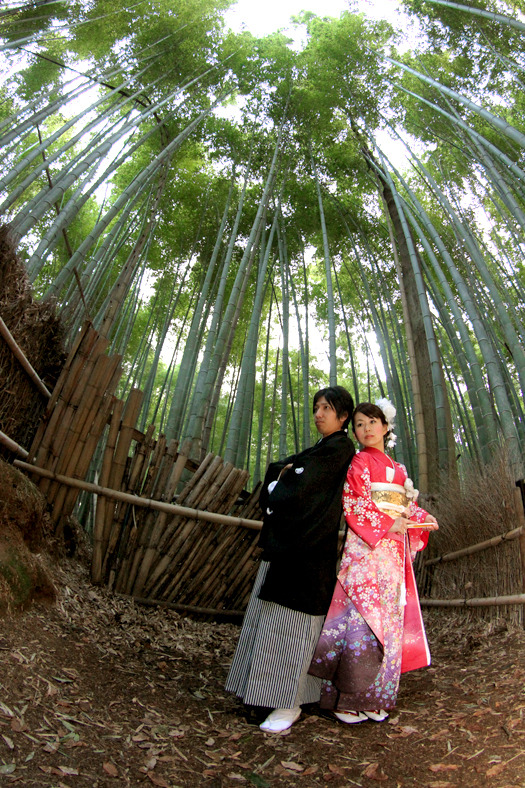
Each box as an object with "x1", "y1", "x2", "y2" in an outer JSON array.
[{"x1": 225, "y1": 386, "x2": 438, "y2": 733}]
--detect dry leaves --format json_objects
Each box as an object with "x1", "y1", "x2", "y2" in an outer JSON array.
[
  {"x1": 0, "y1": 561, "x2": 524, "y2": 786},
  {"x1": 362, "y1": 761, "x2": 388, "y2": 781}
]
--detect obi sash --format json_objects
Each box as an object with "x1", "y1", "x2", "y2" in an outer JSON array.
[{"x1": 370, "y1": 482, "x2": 408, "y2": 519}]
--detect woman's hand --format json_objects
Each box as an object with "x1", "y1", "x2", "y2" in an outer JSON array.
[
  {"x1": 423, "y1": 514, "x2": 439, "y2": 530},
  {"x1": 388, "y1": 516, "x2": 413, "y2": 535}
]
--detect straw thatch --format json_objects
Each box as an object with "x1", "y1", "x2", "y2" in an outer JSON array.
[
  {"x1": 0, "y1": 224, "x2": 65, "y2": 452},
  {"x1": 415, "y1": 447, "x2": 524, "y2": 624}
]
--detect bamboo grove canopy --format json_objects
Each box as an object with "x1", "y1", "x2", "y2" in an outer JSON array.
[{"x1": 1, "y1": 0, "x2": 525, "y2": 495}]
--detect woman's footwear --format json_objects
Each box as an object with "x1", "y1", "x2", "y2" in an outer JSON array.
[
  {"x1": 363, "y1": 709, "x2": 389, "y2": 722},
  {"x1": 260, "y1": 706, "x2": 301, "y2": 732},
  {"x1": 334, "y1": 710, "x2": 368, "y2": 724}
]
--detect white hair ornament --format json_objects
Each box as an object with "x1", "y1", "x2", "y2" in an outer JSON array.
[{"x1": 375, "y1": 397, "x2": 397, "y2": 449}]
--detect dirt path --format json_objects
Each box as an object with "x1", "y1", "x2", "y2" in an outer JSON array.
[{"x1": 0, "y1": 561, "x2": 524, "y2": 787}]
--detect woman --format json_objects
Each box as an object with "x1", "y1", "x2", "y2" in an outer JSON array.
[
  {"x1": 225, "y1": 386, "x2": 355, "y2": 733},
  {"x1": 309, "y1": 400, "x2": 438, "y2": 723}
]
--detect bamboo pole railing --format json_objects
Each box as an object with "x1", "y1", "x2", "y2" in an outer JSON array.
[
  {"x1": 419, "y1": 485, "x2": 525, "y2": 614},
  {"x1": 0, "y1": 429, "x2": 28, "y2": 458},
  {"x1": 13, "y1": 460, "x2": 264, "y2": 530},
  {"x1": 0, "y1": 314, "x2": 51, "y2": 398},
  {"x1": 420, "y1": 593, "x2": 525, "y2": 607},
  {"x1": 423, "y1": 524, "x2": 525, "y2": 566}
]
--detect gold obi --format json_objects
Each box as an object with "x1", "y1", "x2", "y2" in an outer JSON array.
[{"x1": 370, "y1": 483, "x2": 408, "y2": 520}]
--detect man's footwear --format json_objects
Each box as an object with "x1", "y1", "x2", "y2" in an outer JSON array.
[
  {"x1": 363, "y1": 709, "x2": 389, "y2": 722},
  {"x1": 334, "y1": 710, "x2": 368, "y2": 724},
  {"x1": 260, "y1": 706, "x2": 301, "y2": 732}
]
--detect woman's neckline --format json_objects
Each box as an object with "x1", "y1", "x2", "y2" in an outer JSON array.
[{"x1": 361, "y1": 446, "x2": 387, "y2": 456}]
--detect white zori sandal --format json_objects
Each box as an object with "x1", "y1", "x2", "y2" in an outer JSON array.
[
  {"x1": 260, "y1": 706, "x2": 302, "y2": 733},
  {"x1": 334, "y1": 710, "x2": 368, "y2": 724},
  {"x1": 334, "y1": 709, "x2": 389, "y2": 723},
  {"x1": 363, "y1": 710, "x2": 389, "y2": 722}
]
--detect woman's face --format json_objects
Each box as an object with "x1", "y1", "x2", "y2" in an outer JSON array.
[
  {"x1": 313, "y1": 396, "x2": 347, "y2": 437},
  {"x1": 353, "y1": 411, "x2": 388, "y2": 451}
]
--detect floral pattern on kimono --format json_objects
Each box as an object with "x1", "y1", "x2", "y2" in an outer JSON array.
[{"x1": 309, "y1": 447, "x2": 432, "y2": 711}]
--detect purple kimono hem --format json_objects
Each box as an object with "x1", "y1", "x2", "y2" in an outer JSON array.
[{"x1": 309, "y1": 581, "x2": 399, "y2": 711}]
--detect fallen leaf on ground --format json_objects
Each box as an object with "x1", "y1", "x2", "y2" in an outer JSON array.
[
  {"x1": 362, "y1": 762, "x2": 388, "y2": 781},
  {"x1": 146, "y1": 773, "x2": 170, "y2": 787},
  {"x1": 486, "y1": 762, "x2": 506, "y2": 776},
  {"x1": 281, "y1": 760, "x2": 304, "y2": 772}
]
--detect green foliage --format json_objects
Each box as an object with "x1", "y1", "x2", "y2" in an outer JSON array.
[{"x1": 3, "y1": 0, "x2": 525, "y2": 479}]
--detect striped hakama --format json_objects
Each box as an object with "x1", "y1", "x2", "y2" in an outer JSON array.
[{"x1": 225, "y1": 561, "x2": 324, "y2": 708}]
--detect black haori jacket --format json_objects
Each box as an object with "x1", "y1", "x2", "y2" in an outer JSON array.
[{"x1": 257, "y1": 430, "x2": 355, "y2": 616}]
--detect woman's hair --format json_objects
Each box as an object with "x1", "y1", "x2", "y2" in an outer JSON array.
[
  {"x1": 313, "y1": 386, "x2": 355, "y2": 430},
  {"x1": 351, "y1": 402, "x2": 390, "y2": 438}
]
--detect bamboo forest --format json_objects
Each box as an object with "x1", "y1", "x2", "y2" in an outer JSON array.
[{"x1": 2, "y1": 0, "x2": 525, "y2": 499}]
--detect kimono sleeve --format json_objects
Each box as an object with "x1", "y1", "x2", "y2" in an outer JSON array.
[
  {"x1": 258, "y1": 454, "x2": 296, "y2": 513},
  {"x1": 407, "y1": 502, "x2": 431, "y2": 553},
  {"x1": 342, "y1": 452, "x2": 396, "y2": 548}
]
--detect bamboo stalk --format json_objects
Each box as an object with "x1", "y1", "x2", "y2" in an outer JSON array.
[
  {"x1": 12, "y1": 461, "x2": 263, "y2": 529},
  {"x1": 27, "y1": 318, "x2": 96, "y2": 463},
  {"x1": 423, "y1": 524, "x2": 525, "y2": 566},
  {"x1": 141, "y1": 435, "x2": 170, "y2": 499},
  {"x1": 118, "y1": 593, "x2": 244, "y2": 619},
  {"x1": 91, "y1": 397, "x2": 124, "y2": 584},
  {"x1": 102, "y1": 388, "x2": 144, "y2": 579},
  {"x1": 162, "y1": 467, "x2": 251, "y2": 603},
  {"x1": 0, "y1": 429, "x2": 28, "y2": 458},
  {"x1": 50, "y1": 354, "x2": 122, "y2": 514},
  {"x1": 420, "y1": 594, "x2": 525, "y2": 607},
  {"x1": 0, "y1": 315, "x2": 51, "y2": 398},
  {"x1": 200, "y1": 520, "x2": 260, "y2": 603},
  {"x1": 143, "y1": 461, "x2": 248, "y2": 599},
  {"x1": 30, "y1": 333, "x2": 109, "y2": 496},
  {"x1": 111, "y1": 424, "x2": 157, "y2": 590},
  {"x1": 121, "y1": 439, "x2": 180, "y2": 596},
  {"x1": 153, "y1": 455, "x2": 226, "y2": 561},
  {"x1": 176, "y1": 468, "x2": 249, "y2": 601},
  {"x1": 127, "y1": 440, "x2": 191, "y2": 597},
  {"x1": 186, "y1": 526, "x2": 253, "y2": 608},
  {"x1": 127, "y1": 423, "x2": 156, "y2": 494},
  {"x1": 203, "y1": 538, "x2": 260, "y2": 610},
  {"x1": 53, "y1": 390, "x2": 117, "y2": 525}
]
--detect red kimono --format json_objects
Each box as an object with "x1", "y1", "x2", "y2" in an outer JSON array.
[{"x1": 309, "y1": 447, "x2": 431, "y2": 711}]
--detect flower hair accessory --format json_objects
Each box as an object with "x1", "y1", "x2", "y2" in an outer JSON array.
[{"x1": 375, "y1": 397, "x2": 397, "y2": 449}]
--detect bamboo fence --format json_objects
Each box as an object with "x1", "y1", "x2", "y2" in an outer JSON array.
[
  {"x1": 5, "y1": 314, "x2": 525, "y2": 619},
  {"x1": 16, "y1": 320, "x2": 263, "y2": 614}
]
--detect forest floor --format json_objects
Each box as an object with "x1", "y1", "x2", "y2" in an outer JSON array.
[{"x1": 0, "y1": 559, "x2": 524, "y2": 788}]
